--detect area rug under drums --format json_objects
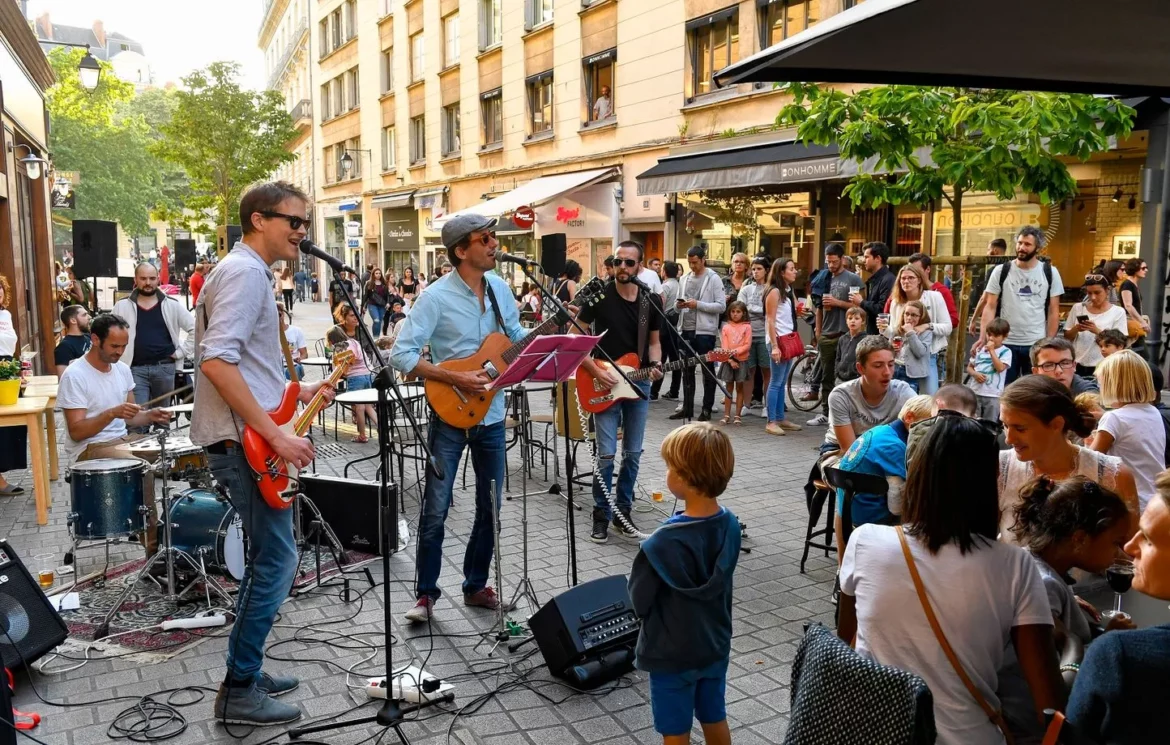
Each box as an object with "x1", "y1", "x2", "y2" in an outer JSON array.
[{"x1": 51, "y1": 547, "x2": 374, "y2": 663}]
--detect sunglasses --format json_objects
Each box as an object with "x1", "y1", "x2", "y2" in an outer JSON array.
[
  {"x1": 261, "y1": 211, "x2": 308, "y2": 231},
  {"x1": 614, "y1": 258, "x2": 638, "y2": 268}
]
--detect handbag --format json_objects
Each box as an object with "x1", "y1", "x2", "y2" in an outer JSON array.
[
  {"x1": 774, "y1": 288, "x2": 803, "y2": 361},
  {"x1": 897, "y1": 526, "x2": 1015, "y2": 744},
  {"x1": 1127, "y1": 316, "x2": 1147, "y2": 339}
]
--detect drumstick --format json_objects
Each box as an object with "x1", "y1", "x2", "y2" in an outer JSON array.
[{"x1": 142, "y1": 385, "x2": 192, "y2": 409}]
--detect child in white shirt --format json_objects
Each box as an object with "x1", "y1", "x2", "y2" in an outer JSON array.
[{"x1": 967, "y1": 317, "x2": 1012, "y2": 421}]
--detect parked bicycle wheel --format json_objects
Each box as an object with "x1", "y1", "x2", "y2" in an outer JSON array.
[{"x1": 787, "y1": 350, "x2": 823, "y2": 412}]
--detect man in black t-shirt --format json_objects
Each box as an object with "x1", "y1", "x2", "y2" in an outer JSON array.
[
  {"x1": 573, "y1": 241, "x2": 663, "y2": 544},
  {"x1": 54, "y1": 304, "x2": 91, "y2": 377}
]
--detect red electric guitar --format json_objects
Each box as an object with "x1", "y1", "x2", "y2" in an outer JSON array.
[
  {"x1": 575, "y1": 349, "x2": 733, "y2": 414},
  {"x1": 243, "y1": 348, "x2": 355, "y2": 509}
]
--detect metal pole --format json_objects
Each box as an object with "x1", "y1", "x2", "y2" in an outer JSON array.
[{"x1": 1150, "y1": 118, "x2": 1170, "y2": 365}]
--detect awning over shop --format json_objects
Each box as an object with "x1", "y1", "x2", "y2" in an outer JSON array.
[
  {"x1": 715, "y1": 0, "x2": 1170, "y2": 96},
  {"x1": 636, "y1": 141, "x2": 838, "y2": 196},
  {"x1": 338, "y1": 199, "x2": 361, "y2": 211},
  {"x1": 435, "y1": 167, "x2": 619, "y2": 228},
  {"x1": 370, "y1": 190, "x2": 415, "y2": 209},
  {"x1": 413, "y1": 185, "x2": 449, "y2": 210}
]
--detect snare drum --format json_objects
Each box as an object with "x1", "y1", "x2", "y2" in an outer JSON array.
[
  {"x1": 164, "y1": 488, "x2": 246, "y2": 580},
  {"x1": 128, "y1": 436, "x2": 208, "y2": 477},
  {"x1": 68, "y1": 458, "x2": 148, "y2": 539}
]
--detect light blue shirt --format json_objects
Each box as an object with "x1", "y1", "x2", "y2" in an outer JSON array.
[{"x1": 389, "y1": 268, "x2": 525, "y2": 426}]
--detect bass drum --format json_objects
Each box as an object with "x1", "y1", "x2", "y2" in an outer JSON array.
[{"x1": 163, "y1": 488, "x2": 246, "y2": 581}]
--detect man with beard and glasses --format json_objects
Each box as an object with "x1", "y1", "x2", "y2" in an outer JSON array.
[
  {"x1": 113, "y1": 262, "x2": 195, "y2": 426},
  {"x1": 54, "y1": 304, "x2": 91, "y2": 376},
  {"x1": 978, "y1": 226, "x2": 1064, "y2": 384}
]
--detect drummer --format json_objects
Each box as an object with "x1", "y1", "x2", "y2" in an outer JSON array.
[{"x1": 59, "y1": 313, "x2": 171, "y2": 555}]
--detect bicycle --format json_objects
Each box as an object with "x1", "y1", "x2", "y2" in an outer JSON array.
[{"x1": 786, "y1": 344, "x2": 825, "y2": 412}]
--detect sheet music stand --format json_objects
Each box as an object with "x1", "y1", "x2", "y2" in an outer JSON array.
[{"x1": 490, "y1": 333, "x2": 602, "y2": 587}]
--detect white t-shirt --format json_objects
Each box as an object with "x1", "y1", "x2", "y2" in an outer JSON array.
[
  {"x1": 840, "y1": 525, "x2": 1052, "y2": 745},
  {"x1": 284, "y1": 325, "x2": 307, "y2": 362},
  {"x1": 636, "y1": 267, "x2": 662, "y2": 294},
  {"x1": 825, "y1": 378, "x2": 915, "y2": 447},
  {"x1": 1098, "y1": 403, "x2": 1166, "y2": 510},
  {"x1": 967, "y1": 345, "x2": 1012, "y2": 398},
  {"x1": 985, "y1": 261, "x2": 1065, "y2": 346},
  {"x1": 1062, "y1": 302, "x2": 1127, "y2": 367},
  {"x1": 0, "y1": 309, "x2": 16, "y2": 356},
  {"x1": 58, "y1": 357, "x2": 136, "y2": 464}
]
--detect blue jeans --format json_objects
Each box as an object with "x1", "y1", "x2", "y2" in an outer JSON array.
[
  {"x1": 767, "y1": 356, "x2": 793, "y2": 423},
  {"x1": 131, "y1": 360, "x2": 176, "y2": 432},
  {"x1": 208, "y1": 449, "x2": 298, "y2": 683},
  {"x1": 592, "y1": 380, "x2": 650, "y2": 518},
  {"x1": 681, "y1": 331, "x2": 717, "y2": 414},
  {"x1": 416, "y1": 419, "x2": 505, "y2": 600},
  {"x1": 368, "y1": 304, "x2": 386, "y2": 336},
  {"x1": 284, "y1": 363, "x2": 305, "y2": 380},
  {"x1": 1005, "y1": 343, "x2": 1033, "y2": 385}
]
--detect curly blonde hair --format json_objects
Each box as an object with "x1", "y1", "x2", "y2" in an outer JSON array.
[{"x1": 0, "y1": 274, "x2": 10, "y2": 309}]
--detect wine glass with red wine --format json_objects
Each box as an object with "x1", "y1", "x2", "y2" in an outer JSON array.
[{"x1": 1103, "y1": 559, "x2": 1135, "y2": 621}]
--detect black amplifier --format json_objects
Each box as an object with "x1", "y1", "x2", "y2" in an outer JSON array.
[{"x1": 529, "y1": 574, "x2": 639, "y2": 686}]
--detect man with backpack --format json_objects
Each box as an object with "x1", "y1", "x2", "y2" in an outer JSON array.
[{"x1": 977, "y1": 226, "x2": 1064, "y2": 384}]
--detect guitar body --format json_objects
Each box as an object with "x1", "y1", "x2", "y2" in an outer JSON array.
[
  {"x1": 425, "y1": 332, "x2": 511, "y2": 427},
  {"x1": 576, "y1": 353, "x2": 641, "y2": 414},
  {"x1": 242, "y1": 382, "x2": 302, "y2": 509}
]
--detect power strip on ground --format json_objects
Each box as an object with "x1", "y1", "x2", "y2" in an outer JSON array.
[{"x1": 365, "y1": 667, "x2": 454, "y2": 704}]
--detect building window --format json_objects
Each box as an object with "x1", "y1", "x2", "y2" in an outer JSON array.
[
  {"x1": 443, "y1": 13, "x2": 460, "y2": 68},
  {"x1": 410, "y1": 115, "x2": 426, "y2": 164},
  {"x1": 330, "y1": 7, "x2": 342, "y2": 50},
  {"x1": 527, "y1": 72, "x2": 553, "y2": 135},
  {"x1": 526, "y1": 0, "x2": 553, "y2": 29},
  {"x1": 479, "y1": 0, "x2": 502, "y2": 50},
  {"x1": 441, "y1": 104, "x2": 462, "y2": 156},
  {"x1": 331, "y1": 77, "x2": 342, "y2": 116},
  {"x1": 347, "y1": 68, "x2": 360, "y2": 110},
  {"x1": 687, "y1": 9, "x2": 739, "y2": 100},
  {"x1": 334, "y1": 144, "x2": 347, "y2": 181},
  {"x1": 344, "y1": 0, "x2": 356, "y2": 39},
  {"x1": 410, "y1": 32, "x2": 425, "y2": 83},
  {"x1": 481, "y1": 89, "x2": 503, "y2": 147},
  {"x1": 345, "y1": 137, "x2": 362, "y2": 178},
  {"x1": 320, "y1": 82, "x2": 331, "y2": 120},
  {"x1": 583, "y1": 49, "x2": 615, "y2": 122},
  {"x1": 324, "y1": 144, "x2": 336, "y2": 183},
  {"x1": 381, "y1": 49, "x2": 394, "y2": 93},
  {"x1": 380, "y1": 0, "x2": 392, "y2": 18},
  {"x1": 382, "y1": 126, "x2": 396, "y2": 171},
  {"x1": 319, "y1": 18, "x2": 329, "y2": 55},
  {"x1": 760, "y1": 0, "x2": 817, "y2": 47}
]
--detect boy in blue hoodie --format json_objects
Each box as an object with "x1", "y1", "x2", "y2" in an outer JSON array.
[{"x1": 629, "y1": 422, "x2": 740, "y2": 745}]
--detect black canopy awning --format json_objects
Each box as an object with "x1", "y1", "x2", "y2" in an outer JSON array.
[
  {"x1": 636, "y1": 140, "x2": 839, "y2": 195},
  {"x1": 715, "y1": 0, "x2": 1170, "y2": 96}
]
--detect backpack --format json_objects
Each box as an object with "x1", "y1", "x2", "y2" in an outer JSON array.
[{"x1": 993, "y1": 258, "x2": 1053, "y2": 321}]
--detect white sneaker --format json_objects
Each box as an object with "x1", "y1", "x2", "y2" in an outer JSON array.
[
  {"x1": 740, "y1": 406, "x2": 750, "y2": 417},
  {"x1": 758, "y1": 407, "x2": 769, "y2": 418},
  {"x1": 674, "y1": 403, "x2": 683, "y2": 413},
  {"x1": 807, "y1": 414, "x2": 830, "y2": 426}
]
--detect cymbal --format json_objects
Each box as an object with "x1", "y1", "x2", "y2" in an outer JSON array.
[{"x1": 162, "y1": 403, "x2": 194, "y2": 413}]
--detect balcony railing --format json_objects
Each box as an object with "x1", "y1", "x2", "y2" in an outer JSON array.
[
  {"x1": 290, "y1": 99, "x2": 311, "y2": 123},
  {"x1": 266, "y1": 17, "x2": 308, "y2": 90}
]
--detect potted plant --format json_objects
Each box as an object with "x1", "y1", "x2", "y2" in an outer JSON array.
[{"x1": 0, "y1": 360, "x2": 21, "y2": 406}]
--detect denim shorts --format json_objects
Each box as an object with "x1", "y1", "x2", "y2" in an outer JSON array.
[
  {"x1": 648, "y1": 658, "x2": 729, "y2": 735},
  {"x1": 347, "y1": 373, "x2": 373, "y2": 391}
]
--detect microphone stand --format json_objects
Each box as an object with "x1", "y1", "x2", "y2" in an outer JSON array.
[{"x1": 290, "y1": 267, "x2": 452, "y2": 742}]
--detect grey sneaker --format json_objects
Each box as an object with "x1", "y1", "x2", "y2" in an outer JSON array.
[
  {"x1": 256, "y1": 671, "x2": 299, "y2": 697},
  {"x1": 214, "y1": 683, "x2": 302, "y2": 726},
  {"x1": 807, "y1": 414, "x2": 830, "y2": 426}
]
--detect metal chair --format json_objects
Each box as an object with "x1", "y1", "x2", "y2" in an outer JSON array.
[{"x1": 822, "y1": 466, "x2": 890, "y2": 555}]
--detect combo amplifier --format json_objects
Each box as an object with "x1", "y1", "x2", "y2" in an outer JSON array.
[
  {"x1": 297, "y1": 474, "x2": 388, "y2": 555},
  {"x1": 529, "y1": 574, "x2": 638, "y2": 688},
  {"x1": 0, "y1": 540, "x2": 69, "y2": 670}
]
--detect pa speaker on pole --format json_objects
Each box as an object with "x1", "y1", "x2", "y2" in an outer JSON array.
[
  {"x1": 71, "y1": 220, "x2": 118, "y2": 279},
  {"x1": 541, "y1": 233, "x2": 567, "y2": 277}
]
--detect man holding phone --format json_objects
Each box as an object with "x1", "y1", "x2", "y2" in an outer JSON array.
[{"x1": 669, "y1": 246, "x2": 725, "y2": 422}]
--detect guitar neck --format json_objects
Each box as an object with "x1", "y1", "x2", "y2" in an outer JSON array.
[
  {"x1": 291, "y1": 364, "x2": 351, "y2": 435},
  {"x1": 500, "y1": 297, "x2": 585, "y2": 365},
  {"x1": 624, "y1": 355, "x2": 706, "y2": 382}
]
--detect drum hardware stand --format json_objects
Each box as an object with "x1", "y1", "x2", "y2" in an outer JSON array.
[
  {"x1": 474, "y1": 480, "x2": 516, "y2": 660},
  {"x1": 94, "y1": 430, "x2": 234, "y2": 640}
]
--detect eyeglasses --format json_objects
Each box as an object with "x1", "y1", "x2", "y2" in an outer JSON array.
[
  {"x1": 614, "y1": 258, "x2": 638, "y2": 268},
  {"x1": 261, "y1": 211, "x2": 308, "y2": 231},
  {"x1": 1038, "y1": 359, "x2": 1076, "y2": 372}
]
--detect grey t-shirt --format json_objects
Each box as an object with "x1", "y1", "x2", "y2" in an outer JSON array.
[
  {"x1": 822, "y1": 270, "x2": 864, "y2": 336},
  {"x1": 737, "y1": 281, "x2": 768, "y2": 339},
  {"x1": 680, "y1": 271, "x2": 706, "y2": 332},
  {"x1": 985, "y1": 260, "x2": 1065, "y2": 346},
  {"x1": 190, "y1": 242, "x2": 287, "y2": 446},
  {"x1": 825, "y1": 378, "x2": 915, "y2": 447}
]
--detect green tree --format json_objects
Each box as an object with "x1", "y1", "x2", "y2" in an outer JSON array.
[
  {"x1": 47, "y1": 48, "x2": 164, "y2": 235},
  {"x1": 155, "y1": 62, "x2": 297, "y2": 226},
  {"x1": 775, "y1": 84, "x2": 1136, "y2": 254}
]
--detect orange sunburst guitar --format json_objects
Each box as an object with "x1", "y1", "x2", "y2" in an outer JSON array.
[
  {"x1": 425, "y1": 276, "x2": 607, "y2": 427},
  {"x1": 243, "y1": 348, "x2": 355, "y2": 509},
  {"x1": 575, "y1": 349, "x2": 733, "y2": 414}
]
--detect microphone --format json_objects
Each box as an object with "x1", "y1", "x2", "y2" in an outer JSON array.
[
  {"x1": 494, "y1": 252, "x2": 541, "y2": 270},
  {"x1": 299, "y1": 239, "x2": 357, "y2": 275},
  {"x1": 626, "y1": 276, "x2": 653, "y2": 293}
]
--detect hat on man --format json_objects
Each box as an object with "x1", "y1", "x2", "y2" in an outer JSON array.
[{"x1": 441, "y1": 214, "x2": 498, "y2": 250}]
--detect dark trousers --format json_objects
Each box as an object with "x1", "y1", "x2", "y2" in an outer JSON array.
[
  {"x1": 1004, "y1": 343, "x2": 1034, "y2": 385},
  {"x1": 652, "y1": 314, "x2": 681, "y2": 398},
  {"x1": 681, "y1": 331, "x2": 717, "y2": 415},
  {"x1": 818, "y1": 334, "x2": 841, "y2": 416}
]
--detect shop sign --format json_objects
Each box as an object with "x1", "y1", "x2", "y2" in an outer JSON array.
[
  {"x1": 345, "y1": 220, "x2": 362, "y2": 237},
  {"x1": 513, "y1": 205, "x2": 535, "y2": 230},
  {"x1": 382, "y1": 207, "x2": 418, "y2": 249},
  {"x1": 534, "y1": 183, "x2": 616, "y2": 239},
  {"x1": 933, "y1": 204, "x2": 1041, "y2": 231},
  {"x1": 347, "y1": 237, "x2": 360, "y2": 248},
  {"x1": 779, "y1": 158, "x2": 839, "y2": 182}
]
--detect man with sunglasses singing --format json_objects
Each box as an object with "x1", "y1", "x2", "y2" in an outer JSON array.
[
  {"x1": 192, "y1": 181, "x2": 336, "y2": 727},
  {"x1": 390, "y1": 214, "x2": 526, "y2": 624}
]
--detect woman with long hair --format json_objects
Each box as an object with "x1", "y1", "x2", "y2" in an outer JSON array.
[
  {"x1": 1119, "y1": 257, "x2": 1149, "y2": 345},
  {"x1": 331, "y1": 304, "x2": 377, "y2": 443},
  {"x1": 1089, "y1": 349, "x2": 1166, "y2": 510},
  {"x1": 999, "y1": 375, "x2": 1139, "y2": 541},
  {"x1": 878, "y1": 264, "x2": 951, "y2": 394},
  {"x1": 1062, "y1": 273, "x2": 1127, "y2": 378},
  {"x1": 1101, "y1": 259, "x2": 1126, "y2": 304},
  {"x1": 762, "y1": 258, "x2": 802, "y2": 436},
  {"x1": 279, "y1": 266, "x2": 296, "y2": 311},
  {"x1": 0, "y1": 275, "x2": 27, "y2": 496},
  {"x1": 400, "y1": 266, "x2": 419, "y2": 303},
  {"x1": 838, "y1": 416, "x2": 1065, "y2": 744},
  {"x1": 554, "y1": 260, "x2": 582, "y2": 303},
  {"x1": 364, "y1": 268, "x2": 390, "y2": 335}
]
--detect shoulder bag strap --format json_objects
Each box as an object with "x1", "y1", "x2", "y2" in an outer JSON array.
[
  {"x1": 788, "y1": 288, "x2": 798, "y2": 328},
  {"x1": 896, "y1": 526, "x2": 1015, "y2": 744},
  {"x1": 482, "y1": 278, "x2": 507, "y2": 332}
]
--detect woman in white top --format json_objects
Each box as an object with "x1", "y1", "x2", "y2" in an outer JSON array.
[
  {"x1": 878, "y1": 264, "x2": 951, "y2": 394},
  {"x1": 1090, "y1": 350, "x2": 1166, "y2": 510},
  {"x1": 839, "y1": 415, "x2": 1064, "y2": 745},
  {"x1": 0, "y1": 275, "x2": 27, "y2": 496},
  {"x1": 999, "y1": 375, "x2": 1139, "y2": 541},
  {"x1": 1062, "y1": 274, "x2": 1127, "y2": 378},
  {"x1": 763, "y1": 258, "x2": 802, "y2": 436}
]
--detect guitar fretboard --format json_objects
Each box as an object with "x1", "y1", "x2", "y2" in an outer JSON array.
[{"x1": 624, "y1": 355, "x2": 706, "y2": 382}]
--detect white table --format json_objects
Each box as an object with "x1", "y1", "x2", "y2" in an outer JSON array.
[{"x1": 301, "y1": 356, "x2": 331, "y2": 368}]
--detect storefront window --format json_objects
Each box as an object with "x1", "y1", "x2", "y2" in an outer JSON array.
[{"x1": 932, "y1": 191, "x2": 1040, "y2": 256}]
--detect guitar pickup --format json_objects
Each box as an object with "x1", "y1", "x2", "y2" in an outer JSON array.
[{"x1": 481, "y1": 361, "x2": 500, "y2": 380}]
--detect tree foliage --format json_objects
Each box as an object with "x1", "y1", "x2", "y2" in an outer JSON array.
[
  {"x1": 775, "y1": 84, "x2": 1136, "y2": 251},
  {"x1": 154, "y1": 62, "x2": 297, "y2": 226}
]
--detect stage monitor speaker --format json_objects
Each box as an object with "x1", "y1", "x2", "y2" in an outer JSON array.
[
  {"x1": 217, "y1": 225, "x2": 242, "y2": 260},
  {"x1": 529, "y1": 574, "x2": 638, "y2": 687},
  {"x1": 298, "y1": 474, "x2": 387, "y2": 555},
  {"x1": 0, "y1": 540, "x2": 69, "y2": 671},
  {"x1": 72, "y1": 220, "x2": 118, "y2": 279},
  {"x1": 174, "y1": 239, "x2": 197, "y2": 270},
  {"x1": 541, "y1": 233, "x2": 566, "y2": 278}
]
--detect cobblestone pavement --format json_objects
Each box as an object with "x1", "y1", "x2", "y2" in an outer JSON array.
[{"x1": 1, "y1": 296, "x2": 837, "y2": 744}]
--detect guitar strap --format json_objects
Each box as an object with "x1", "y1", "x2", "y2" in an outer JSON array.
[
  {"x1": 636, "y1": 291, "x2": 650, "y2": 365},
  {"x1": 482, "y1": 278, "x2": 507, "y2": 332}
]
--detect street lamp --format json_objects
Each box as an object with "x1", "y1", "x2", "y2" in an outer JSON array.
[
  {"x1": 339, "y1": 148, "x2": 372, "y2": 178},
  {"x1": 77, "y1": 45, "x2": 101, "y2": 92},
  {"x1": 9, "y1": 144, "x2": 47, "y2": 181}
]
